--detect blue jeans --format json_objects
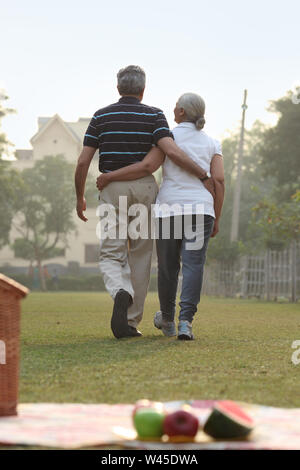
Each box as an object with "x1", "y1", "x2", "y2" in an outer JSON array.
[{"x1": 156, "y1": 214, "x2": 214, "y2": 323}]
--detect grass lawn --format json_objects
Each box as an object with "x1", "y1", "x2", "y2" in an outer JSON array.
[{"x1": 18, "y1": 292, "x2": 300, "y2": 408}]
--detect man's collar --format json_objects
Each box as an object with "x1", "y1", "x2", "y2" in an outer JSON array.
[{"x1": 118, "y1": 96, "x2": 141, "y2": 104}]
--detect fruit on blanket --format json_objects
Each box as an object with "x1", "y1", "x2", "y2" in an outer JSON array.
[
  {"x1": 132, "y1": 399, "x2": 164, "y2": 417},
  {"x1": 163, "y1": 410, "x2": 199, "y2": 438},
  {"x1": 203, "y1": 400, "x2": 254, "y2": 439},
  {"x1": 133, "y1": 408, "x2": 165, "y2": 439}
]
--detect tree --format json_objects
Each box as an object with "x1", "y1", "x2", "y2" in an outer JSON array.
[
  {"x1": 260, "y1": 89, "x2": 300, "y2": 200},
  {"x1": 247, "y1": 89, "x2": 300, "y2": 250},
  {"x1": 208, "y1": 121, "x2": 274, "y2": 260},
  {"x1": 0, "y1": 160, "x2": 23, "y2": 249},
  {"x1": 0, "y1": 88, "x2": 15, "y2": 158},
  {"x1": 0, "y1": 90, "x2": 21, "y2": 248},
  {"x1": 11, "y1": 155, "x2": 77, "y2": 290},
  {"x1": 207, "y1": 88, "x2": 300, "y2": 260},
  {"x1": 252, "y1": 190, "x2": 300, "y2": 250}
]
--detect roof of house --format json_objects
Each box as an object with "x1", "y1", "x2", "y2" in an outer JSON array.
[
  {"x1": 0, "y1": 273, "x2": 29, "y2": 298},
  {"x1": 30, "y1": 114, "x2": 91, "y2": 146}
]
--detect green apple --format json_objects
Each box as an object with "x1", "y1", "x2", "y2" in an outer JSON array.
[
  {"x1": 132, "y1": 399, "x2": 165, "y2": 418},
  {"x1": 133, "y1": 408, "x2": 165, "y2": 439}
]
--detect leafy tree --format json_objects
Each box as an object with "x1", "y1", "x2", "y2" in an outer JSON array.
[
  {"x1": 252, "y1": 190, "x2": 300, "y2": 250},
  {"x1": 207, "y1": 131, "x2": 240, "y2": 262},
  {"x1": 0, "y1": 88, "x2": 15, "y2": 158},
  {"x1": 0, "y1": 90, "x2": 21, "y2": 248},
  {"x1": 0, "y1": 160, "x2": 23, "y2": 249},
  {"x1": 260, "y1": 89, "x2": 300, "y2": 200},
  {"x1": 246, "y1": 89, "x2": 300, "y2": 251},
  {"x1": 11, "y1": 155, "x2": 76, "y2": 290},
  {"x1": 208, "y1": 121, "x2": 274, "y2": 260}
]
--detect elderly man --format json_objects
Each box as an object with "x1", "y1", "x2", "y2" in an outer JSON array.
[{"x1": 75, "y1": 65, "x2": 212, "y2": 339}]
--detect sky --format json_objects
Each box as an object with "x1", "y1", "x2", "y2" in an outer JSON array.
[{"x1": 1, "y1": 0, "x2": 299, "y2": 154}]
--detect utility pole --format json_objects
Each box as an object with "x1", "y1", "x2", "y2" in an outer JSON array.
[{"x1": 230, "y1": 89, "x2": 248, "y2": 242}]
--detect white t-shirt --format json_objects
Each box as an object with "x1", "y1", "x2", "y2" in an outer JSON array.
[{"x1": 154, "y1": 122, "x2": 222, "y2": 218}]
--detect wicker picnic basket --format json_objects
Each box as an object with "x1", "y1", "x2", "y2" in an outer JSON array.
[{"x1": 0, "y1": 273, "x2": 29, "y2": 417}]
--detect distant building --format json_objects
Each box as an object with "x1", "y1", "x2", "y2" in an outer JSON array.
[
  {"x1": 15, "y1": 114, "x2": 91, "y2": 169},
  {"x1": 0, "y1": 115, "x2": 101, "y2": 272}
]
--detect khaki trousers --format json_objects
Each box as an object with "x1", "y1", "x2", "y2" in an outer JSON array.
[{"x1": 98, "y1": 175, "x2": 158, "y2": 328}]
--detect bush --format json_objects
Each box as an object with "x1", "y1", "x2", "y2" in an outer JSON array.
[
  {"x1": 5, "y1": 273, "x2": 105, "y2": 292},
  {"x1": 46, "y1": 275, "x2": 106, "y2": 291},
  {"x1": 5, "y1": 273, "x2": 32, "y2": 289},
  {"x1": 6, "y1": 273, "x2": 158, "y2": 292}
]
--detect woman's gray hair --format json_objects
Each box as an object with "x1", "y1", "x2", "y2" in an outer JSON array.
[
  {"x1": 117, "y1": 65, "x2": 146, "y2": 96},
  {"x1": 177, "y1": 93, "x2": 206, "y2": 130}
]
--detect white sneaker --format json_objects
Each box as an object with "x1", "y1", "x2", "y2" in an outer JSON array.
[
  {"x1": 154, "y1": 311, "x2": 176, "y2": 337},
  {"x1": 178, "y1": 320, "x2": 194, "y2": 340}
]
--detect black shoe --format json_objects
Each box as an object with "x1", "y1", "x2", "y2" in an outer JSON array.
[
  {"x1": 117, "y1": 326, "x2": 142, "y2": 339},
  {"x1": 127, "y1": 326, "x2": 142, "y2": 337},
  {"x1": 111, "y1": 289, "x2": 132, "y2": 339}
]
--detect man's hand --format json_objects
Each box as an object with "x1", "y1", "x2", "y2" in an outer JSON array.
[
  {"x1": 76, "y1": 197, "x2": 88, "y2": 222},
  {"x1": 202, "y1": 177, "x2": 216, "y2": 199},
  {"x1": 74, "y1": 146, "x2": 96, "y2": 221},
  {"x1": 96, "y1": 173, "x2": 111, "y2": 191},
  {"x1": 211, "y1": 219, "x2": 219, "y2": 238}
]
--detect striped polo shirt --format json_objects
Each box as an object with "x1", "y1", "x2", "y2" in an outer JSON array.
[{"x1": 83, "y1": 96, "x2": 173, "y2": 173}]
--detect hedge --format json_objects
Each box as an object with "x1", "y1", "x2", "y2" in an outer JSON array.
[{"x1": 5, "y1": 273, "x2": 158, "y2": 292}]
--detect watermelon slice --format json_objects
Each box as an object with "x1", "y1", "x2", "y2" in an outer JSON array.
[{"x1": 203, "y1": 400, "x2": 254, "y2": 439}]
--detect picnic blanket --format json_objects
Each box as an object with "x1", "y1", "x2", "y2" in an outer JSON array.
[{"x1": 0, "y1": 401, "x2": 299, "y2": 449}]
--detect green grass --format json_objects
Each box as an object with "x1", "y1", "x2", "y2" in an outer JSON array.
[{"x1": 18, "y1": 292, "x2": 300, "y2": 408}]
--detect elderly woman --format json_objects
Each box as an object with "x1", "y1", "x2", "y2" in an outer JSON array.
[{"x1": 97, "y1": 93, "x2": 225, "y2": 340}]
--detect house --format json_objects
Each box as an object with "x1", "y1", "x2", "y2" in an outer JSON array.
[{"x1": 15, "y1": 114, "x2": 92, "y2": 168}]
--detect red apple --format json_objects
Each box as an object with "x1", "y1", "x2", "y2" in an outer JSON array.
[{"x1": 163, "y1": 410, "x2": 199, "y2": 438}]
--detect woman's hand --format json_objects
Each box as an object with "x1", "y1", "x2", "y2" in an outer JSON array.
[
  {"x1": 203, "y1": 177, "x2": 216, "y2": 199},
  {"x1": 96, "y1": 173, "x2": 111, "y2": 191},
  {"x1": 211, "y1": 218, "x2": 219, "y2": 237}
]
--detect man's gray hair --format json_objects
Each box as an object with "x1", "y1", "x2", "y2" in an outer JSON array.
[
  {"x1": 177, "y1": 93, "x2": 206, "y2": 130},
  {"x1": 117, "y1": 65, "x2": 146, "y2": 96}
]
